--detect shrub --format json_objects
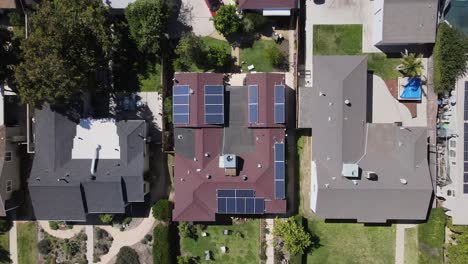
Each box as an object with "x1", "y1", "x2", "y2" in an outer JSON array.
[
  {"x1": 153, "y1": 224, "x2": 171, "y2": 264},
  {"x1": 145, "y1": 234, "x2": 152, "y2": 242},
  {"x1": 49, "y1": 221, "x2": 60, "y2": 230},
  {"x1": 96, "y1": 228, "x2": 109, "y2": 240},
  {"x1": 63, "y1": 240, "x2": 80, "y2": 257},
  {"x1": 273, "y1": 216, "x2": 312, "y2": 255},
  {"x1": 265, "y1": 44, "x2": 284, "y2": 67},
  {"x1": 37, "y1": 239, "x2": 51, "y2": 255},
  {"x1": 0, "y1": 219, "x2": 11, "y2": 232},
  {"x1": 116, "y1": 246, "x2": 140, "y2": 264},
  {"x1": 96, "y1": 243, "x2": 109, "y2": 255},
  {"x1": 8, "y1": 11, "x2": 24, "y2": 26},
  {"x1": 152, "y1": 199, "x2": 172, "y2": 222},
  {"x1": 179, "y1": 222, "x2": 196, "y2": 239},
  {"x1": 122, "y1": 217, "x2": 132, "y2": 225},
  {"x1": 77, "y1": 232, "x2": 88, "y2": 241},
  {"x1": 433, "y1": 23, "x2": 468, "y2": 94},
  {"x1": 99, "y1": 214, "x2": 114, "y2": 224},
  {"x1": 206, "y1": 45, "x2": 231, "y2": 71}
]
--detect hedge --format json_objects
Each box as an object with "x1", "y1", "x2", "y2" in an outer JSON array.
[
  {"x1": 153, "y1": 224, "x2": 172, "y2": 264},
  {"x1": 152, "y1": 199, "x2": 172, "y2": 222},
  {"x1": 433, "y1": 23, "x2": 468, "y2": 94}
]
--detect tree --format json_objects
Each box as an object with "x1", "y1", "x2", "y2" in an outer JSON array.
[
  {"x1": 0, "y1": 28, "x2": 19, "y2": 86},
  {"x1": 15, "y1": 0, "x2": 112, "y2": 107},
  {"x1": 152, "y1": 199, "x2": 172, "y2": 222},
  {"x1": 99, "y1": 214, "x2": 114, "y2": 224},
  {"x1": 273, "y1": 216, "x2": 312, "y2": 255},
  {"x1": 174, "y1": 33, "x2": 205, "y2": 71},
  {"x1": 49, "y1": 221, "x2": 60, "y2": 230},
  {"x1": 126, "y1": 0, "x2": 170, "y2": 56},
  {"x1": 37, "y1": 239, "x2": 51, "y2": 255},
  {"x1": 212, "y1": 5, "x2": 242, "y2": 36},
  {"x1": 206, "y1": 45, "x2": 231, "y2": 71},
  {"x1": 116, "y1": 246, "x2": 140, "y2": 264},
  {"x1": 265, "y1": 44, "x2": 285, "y2": 67},
  {"x1": 398, "y1": 53, "x2": 424, "y2": 78},
  {"x1": 242, "y1": 13, "x2": 268, "y2": 33},
  {"x1": 433, "y1": 23, "x2": 468, "y2": 94}
]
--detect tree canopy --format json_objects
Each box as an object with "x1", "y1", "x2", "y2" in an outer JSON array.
[
  {"x1": 125, "y1": 0, "x2": 170, "y2": 56},
  {"x1": 433, "y1": 23, "x2": 468, "y2": 94},
  {"x1": 15, "y1": 0, "x2": 112, "y2": 107},
  {"x1": 0, "y1": 28, "x2": 20, "y2": 86},
  {"x1": 212, "y1": 5, "x2": 242, "y2": 36},
  {"x1": 273, "y1": 216, "x2": 312, "y2": 255},
  {"x1": 152, "y1": 199, "x2": 173, "y2": 222},
  {"x1": 116, "y1": 246, "x2": 140, "y2": 264},
  {"x1": 399, "y1": 53, "x2": 424, "y2": 78}
]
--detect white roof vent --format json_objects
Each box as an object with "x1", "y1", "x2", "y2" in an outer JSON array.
[
  {"x1": 400, "y1": 178, "x2": 408, "y2": 185},
  {"x1": 204, "y1": 152, "x2": 210, "y2": 157},
  {"x1": 196, "y1": 168, "x2": 201, "y2": 172},
  {"x1": 177, "y1": 135, "x2": 183, "y2": 139},
  {"x1": 344, "y1": 99, "x2": 351, "y2": 105},
  {"x1": 352, "y1": 180, "x2": 358, "y2": 185},
  {"x1": 257, "y1": 164, "x2": 262, "y2": 168},
  {"x1": 342, "y1": 163, "x2": 359, "y2": 178},
  {"x1": 324, "y1": 184, "x2": 329, "y2": 188},
  {"x1": 319, "y1": 92, "x2": 326, "y2": 96},
  {"x1": 193, "y1": 157, "x2": 197, "y2": 161}
]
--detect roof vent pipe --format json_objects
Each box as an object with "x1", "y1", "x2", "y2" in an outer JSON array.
[
  {"x1": 242, "y1": 176, "x2": 248, "y2": 181},
  {"x1": 319, "y1": 92, "x2": 326, "y2": 96},
  {"x1": 204, "y1": 152, "x2": 210, "y2": 157},
  {"x1": 352, "y1": 180, "x2": 358, "y2": 185},
  {"x1": 344, "y1": 99, "x2": 351, "y2": 106},
  {"x1": 400, "y1": 178, "x2": 408, "y2": 185},
  {"x1": 206, "y1": 174, "x2": 211, "y2": 179},
  {"x1": 177, "y1": 135, "x2": 183, "y2": 140},
  {"x1": 257, "y1": 164, "x2": 262, "y2": 168}
]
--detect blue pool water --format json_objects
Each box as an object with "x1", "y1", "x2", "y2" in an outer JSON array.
[{"x1": 400, "y1": 77, "x2": 422, "y2": 100}]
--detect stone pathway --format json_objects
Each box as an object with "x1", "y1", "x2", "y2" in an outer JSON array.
[
  {"x1": 38, "y1": 221, "x2": 84, "y2": 239},
  {"x1": 9, "y1": 221, "x2": 17, "y2": 264},
  {"x1": 95, "y1": 214, "x2": 156, "y2": 264},
  {"x1": 395, "y1": 224, "x2": 416, "y2": 264},
  {"x1": 265, "y1": 219, "x2": 275, "y2": 264},
  {"x1": 86, "y1": 226, "x2": 94, "y2": 263}
]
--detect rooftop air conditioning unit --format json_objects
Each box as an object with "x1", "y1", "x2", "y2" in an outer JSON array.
[{"x1": 342, "y1": 163, "x2": 359, "y2": 178}]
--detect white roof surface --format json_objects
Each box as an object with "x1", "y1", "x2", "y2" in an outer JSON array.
[{"x1": 72, "y1": 119, "x2": 120, "y2": 159}]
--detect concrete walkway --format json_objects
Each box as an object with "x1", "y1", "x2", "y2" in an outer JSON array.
[
  {"x1": 86, "y1": 226, "x2": 94, "y2": 263},
  {"x1": 96, "y1": 214, "x2": 156, "y2": 264},
  {"x1": 265, "y1": 219, "x2": 274, "y2": 264},
  {"x1": 9, "y1": 221, "x2": 17, "y2": 264},
  {"x1": 38, "y1": 221, "x2": 84, "y2": 239},
  {"x1": 395, "y1": 224, "x2": 416, "y2": 264}
]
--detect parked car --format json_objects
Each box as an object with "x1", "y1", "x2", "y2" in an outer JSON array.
[{"x1": 205, "y1": 0, "x2": 223, "y2": 16}]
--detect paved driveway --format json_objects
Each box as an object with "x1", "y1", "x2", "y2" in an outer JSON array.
[{"x1": 180, "y1": 0, "x2": 215, "y2": 36}]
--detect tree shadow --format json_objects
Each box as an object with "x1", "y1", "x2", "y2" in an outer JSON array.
[{"x1": 0, "y1": 244, "x2": 12, "y2": 264}]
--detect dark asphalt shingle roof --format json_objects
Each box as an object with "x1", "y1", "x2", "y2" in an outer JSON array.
[{"x1": 29, "y1": 105, "x2": 146, "y2": 221}]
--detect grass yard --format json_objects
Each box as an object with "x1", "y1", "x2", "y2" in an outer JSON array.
[
  {"x1": 367, "y1": 53, "x2": 402, "y2": 80},
  {"x1": 313, "y1": 25, "x2": 362, "y2": 55},
  {"x1": 18, "y1": 222, "x2": 38, "y2": 264},
  {"x1": 417, "y1": 208, "x2": 445, "y2": 264},
  {"x1": 0, "y1": 230, "x2": 9, "y2": 264},
  {"x1": 240, "y1": 39, "x2": 278, "y2": 72},
  {"x1": 307, "y1": 219, "x2": 396, "y2": 264},
  {"x1": 138, "y1": 63, "x2": 162, "y2": 92},
  {"x1": 180, "y1": 220, "x2": 260, "y2": 264},
  {"x1": 297, "y1": 135, "x2": 305, "y2": 216},
  {"x1": 405, "y1": 227, "x2": 419, "y2": 264},
  {"x1": 202, "y1": 37, "x2": 231, "y2": 51}
]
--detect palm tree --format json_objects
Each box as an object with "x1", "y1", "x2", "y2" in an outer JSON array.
[{"x1": 397, "y1": 52, "x2": 424, "y2": 78}]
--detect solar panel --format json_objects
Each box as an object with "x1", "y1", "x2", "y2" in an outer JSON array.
[
  {"x1": 274, "y1": 85, "x2": 285, "y2": 123},
  {"x1": 173, "y1": 85, "x2": 190, "y2": 125},
  {"x1": 464, "y1": 173, "x2": 468, "y2": 182},
  {"x1": 204, "y1": 85, "x2": 224, "y2": 124},
  {"x1": 248, "y1": 85, "x2": 258, "y2": 123},
  {"x1": 274, "y1": 143, "x2": 286, "y2": 199},
  {"x1": 464, "y1": 184, "x2": 468, "y2": 194},
  {"x1": 216, "y1": 190, "x2": 264, "y2": 214}
]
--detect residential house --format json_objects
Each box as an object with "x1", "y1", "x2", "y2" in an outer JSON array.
[
  {"x1": 28, "y1": 105, "x2": 149, "y2": 221},
  {"x1": 238, "y1": 0, "x2": 298, "y2": 16},
  {"x1": 299, "y1": 56, "x2": 433, "y2": 223},
  {"x1": 373, "y1": 0, "x2": 439, "y2": 53},
  {"x1": 0, "y1": 84, "x2": 27, "y2": 217},
  {"x1": 172, "y1": 72, "x2": 288, "y2": 222}
]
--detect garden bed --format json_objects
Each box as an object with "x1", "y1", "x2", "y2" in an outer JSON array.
[
  {"x1": 93, "y1": 227, "x2": 114, "y2": 263},
  {"x1": 38, "y1": 229, "x2": 87, "y2": 264}
]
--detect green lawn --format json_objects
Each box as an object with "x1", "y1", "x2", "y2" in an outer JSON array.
[
  {"x1": 307, "y1": 220, "x2": 396, "y2": 264},
  {"x1": 18, "y1": 222, "x2": 37, "y2": 264},
  {"x1": 313, "y1": 25, "x2": 362, "y2": 55},
  {"x1": 367, "y1": 53, "x2": 402, "y2": 80},
  {"x1": 180, "y1": 220, "x2": 260, "y2": 264},
  {"x1": 417, "y1": 208, "x2": 446, "y2": 264},
  {"x1": 138, "y1": 63, "x2": 162, "y2": 92},
  {"x1": 405, "y1": 227, "x2": 419, "y2": 264},
  {"x1": 0, "y1": 230, "x2": 10, "y2": 264},
  {"x1": 240, "y1": 39, "x2": 277, "y2": 72},
  {"x1": 297, "y1": 135, "x2": 305, "y2": 216},
  {"x1": 313, "y1": 25, "x2": 402, "y2": 80},
  {"x1": 202, "y1": 37, "x2": 230, "y2": 51}
]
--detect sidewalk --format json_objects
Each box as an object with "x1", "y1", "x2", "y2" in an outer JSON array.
[
  {"x1": 395, "y1": 224, "x2": 416, "y2": 264},
  {"x1": 9, "y1": 221, "x2": 17, "y2": 264},
  {"x1": 265, "y1": 219, "x2": 274, "y2": 264},
  {"x1": 86, "y1": 226, "x2": 94, "y2": 263}
]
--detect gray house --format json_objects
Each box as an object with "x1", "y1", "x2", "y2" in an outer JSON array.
[
  {"x1": 29, "y1": 105, "x2": 149, "y2": 221},
  {"x1": 0, "y1": 85, "x2": 27, "y2": 217},
  {"x1": 299, "y1": 56, "x2": 433, "y2": 223},
  {"x1": 373, "y1": 0, "x2": 439, "y2": 52}
]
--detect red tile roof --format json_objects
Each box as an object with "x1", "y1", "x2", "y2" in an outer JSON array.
[
  {"x1": 238, "y1": 0, "x2": 297, "y2": 10},
  {"x1": 172, "y1": 73, "x2": 287, "y2": 222},
  {"x1": 173, "y1": 72, "x2": 224, "y2": 128},
  {"x1": 0, "y1": 0, "x2": 16, "y2": 9}
]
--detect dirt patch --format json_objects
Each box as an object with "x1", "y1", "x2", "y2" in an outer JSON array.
[
  {"x1": 384, "y1": 79, "x2": 417, "y2": 118},
  {"x1": 299, "y1": 135, "x2": 315, "y2": 219}
]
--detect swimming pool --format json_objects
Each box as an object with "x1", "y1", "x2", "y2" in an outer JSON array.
[{"x1": 399, "y1": 77, "x2": 422, "y2": 100}]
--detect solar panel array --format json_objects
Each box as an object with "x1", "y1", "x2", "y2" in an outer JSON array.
[
  {"x1": 217, "y1": 189, "x2": 265, "y2": 214},
  {"x1": 274, "y1": 143, "x2": 286, "y2": 199},
  {"x1": 248, "y1": 85, "x2": 258, "y2": 124},
  {"x1": 205, "y1": 85, "x2": 225, "y2": 124},
  {"x1": 465, "y1": 121, "x2": 468, "y2": 193},
  {"x1": 274, "y1": 85, "x2": 285, "y2": 123},
  {"x1": 173, "y1": 85, "x2": 190, "y2": 124}
]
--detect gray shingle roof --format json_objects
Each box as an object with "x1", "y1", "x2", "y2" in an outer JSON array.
[
  {"x1": 379, "y1": 0, "x2": 438, "y2": 45},
  {"x1": 299, "y1": 56, "x2": 433, "y2": 223},
  {"x1": 29, "y1": 105, "x2": 146, "y2": 221}
]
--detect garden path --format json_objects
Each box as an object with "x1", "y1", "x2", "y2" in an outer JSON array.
[
  {"x1": 86, "y1": 226, "x2": 93, "y2": 263},
  {"x1": 265, "y1": 219, "x2": 275, "y2": 264},
  {"x1": 395, "y1": 224, "x2": 416, "y2": 264},
  {"x1": 9, "y1": 221, "x2": 17, "y2": 264},
  {"x1": 38, "y1": 221, "x2": 84, "y2": 239}
]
